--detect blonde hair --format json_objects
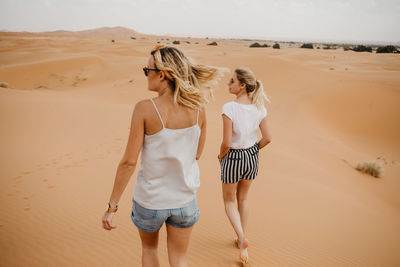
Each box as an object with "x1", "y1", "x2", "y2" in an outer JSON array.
[
  {"x1": 235, "y1": 68, "x2": 271, "y2": 109},
  {"x1": 151, "y1": 45, "x2": 228, "y2": 109}
]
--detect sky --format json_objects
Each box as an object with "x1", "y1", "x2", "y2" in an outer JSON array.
[{"x1": 0, "y1": 0, "x2": 399, "y2": 44}]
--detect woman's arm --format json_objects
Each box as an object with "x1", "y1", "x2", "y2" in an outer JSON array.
[
  {"x1": 218, "y1": 114, "x2": 232, "y2": 160},
  {"x1": 107, "y1": 101, "x2": 146, "y2": 208},
  {"x1": 196, "y1": 108, "x2": 207, "y2": 160},
  {"x1": 257, "y1": 117, "x2": 272, "y2": 150}
]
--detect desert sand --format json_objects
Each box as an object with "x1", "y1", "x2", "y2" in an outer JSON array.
[{"x1": 1, "y1": 27, "x2": 400, "y2": 267}]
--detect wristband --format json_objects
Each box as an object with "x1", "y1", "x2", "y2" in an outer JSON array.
[{"x1": 107, "y1": 202, "x2": 118, "y2": 213}]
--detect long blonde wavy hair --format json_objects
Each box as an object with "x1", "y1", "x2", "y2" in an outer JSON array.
[
  {"x1": 235, "y1": 68, "x2": 271, "y2": 109},
  {"x1": 151, "y1": 45, "x2": 228, "y2": 109}
]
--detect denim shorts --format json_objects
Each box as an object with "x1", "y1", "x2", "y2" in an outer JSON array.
[{"x1": 131, "y1": 197, "x2": 200, "y2": 232}]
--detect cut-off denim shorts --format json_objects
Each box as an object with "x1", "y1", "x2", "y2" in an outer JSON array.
[{"x1": 131, "y1": 197, "x2": 200, "y2": 232}]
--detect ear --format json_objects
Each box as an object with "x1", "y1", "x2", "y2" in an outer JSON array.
[
  {"x1": 239, "y1": 82, "x2": 246, "y2": 91},
  {"x1": 159, "y1": 71, "x2": 166, "y2": 81}
]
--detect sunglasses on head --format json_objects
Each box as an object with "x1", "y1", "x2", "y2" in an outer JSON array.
[{"x1": 143, "y1": 67, "x2": 160, "y2": 76}]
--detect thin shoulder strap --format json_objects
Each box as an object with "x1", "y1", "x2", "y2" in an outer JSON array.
[
  {"x1": 196, "y1": 109, "x2": 200, "y2": 125},
  {"x1": 150, "y1": 98, "x2": 165, "y2": 128}
]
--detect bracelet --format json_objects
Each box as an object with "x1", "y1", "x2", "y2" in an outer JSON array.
[{"x1": 107, "y1": 202, "x2": 118, "y2": 213}]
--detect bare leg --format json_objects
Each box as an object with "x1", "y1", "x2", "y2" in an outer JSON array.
[
  {"x1": 138, "y1": 229, "x2": 160, "y2": 267},
  {"x1": 222, "y1": 182, "x2": 249, "y2": 262},
  {"x1": 236, "y1": 179, "x2": 253, "y2": 236},
  {"x1": 166, "y1": 223, "x2": 194, "y2": 267}
]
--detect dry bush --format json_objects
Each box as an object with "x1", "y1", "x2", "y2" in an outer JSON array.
[
  {"x1": 355, "y1": 161, "x2": 383, "y2": 178},
  {"x1": 273, "y1": 43, "x2": 280, "y2": 49},
  {"x1": 0, "y1": 82, "x2": 9, "y2": 88}
]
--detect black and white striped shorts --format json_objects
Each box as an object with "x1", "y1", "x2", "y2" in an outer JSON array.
[{"x1": 220, "y1": 143, "x2": 259, "y2": 184}]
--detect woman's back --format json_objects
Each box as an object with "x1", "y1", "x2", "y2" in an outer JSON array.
[
  {"x1": 222, "y1": 101, "x2": 267, "y2": 149},
  {"x1": 144, "y1": 97, "x2": 200, "y2": 135},
  {"x1": 133, "y1": 98, "x2": 201, "y2": 210}
]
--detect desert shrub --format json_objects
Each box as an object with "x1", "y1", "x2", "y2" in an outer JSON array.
[
  {"x1": 172, "y1": 40, "x2": 180, "y2": 45},
  {"x1": 207, "y1": 41, "x2": 218, "y2": 46},
  {"x1": 273, "y1": 43, "x2": 280, "y2": 49},
  {"x1": 111, "y1": 40, "x2": 115, "y2": 43},
  {"x1": 301, "y1": 43, "x2": 313, "y2": 49},
  {"x1": 249, "y1": 42, "x2": 261, "y2": 47},
  {"x1": 249, "y1": 43, "x2": 269, "y2": 48},
  {"x1": 130, "y1": 36, "x2": 136, "y2": 40},
  {"x1": 353, "y1": 45, "x2": 372, "y2": 52},
  {"x1": 185, "y1": 41, "x2": 190, "y2": 44},
  {"x1": 376, "y1": 45, "x2": 398, "y2": 53},
  {"x1": 0, "y1": 82, "x2": 9, "y2": 88},
  {"x1": 355, "y1": 161, "x2": 383, "y2": 178}
]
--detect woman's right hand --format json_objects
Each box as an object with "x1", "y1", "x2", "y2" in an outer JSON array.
[{"x1": 102, "y1": 211, "x2": 117, "y2": 231}]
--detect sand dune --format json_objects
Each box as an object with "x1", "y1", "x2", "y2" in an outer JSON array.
[
  {"x1": 44, "y1": 26, "x2": 141, "y2": 38},
  {"x1": 1, "y1": 30, "x2": 399, "y2": 266}
]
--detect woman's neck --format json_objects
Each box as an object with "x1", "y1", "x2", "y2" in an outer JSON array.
[
  {"x1": 235, "y1": 91, "x2": 252, "y2": 104},
  {"x1": 157, "y1": 85, "x2": 174, "y2": 98}
]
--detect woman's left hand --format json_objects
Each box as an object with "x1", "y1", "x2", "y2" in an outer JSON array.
[{"x1": 102, "y1": 211, "x2": 117, "y2": 230}]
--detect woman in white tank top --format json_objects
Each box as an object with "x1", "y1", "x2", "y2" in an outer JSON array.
[
  {"x1": 102, "y1": 45, "x2": 226, "y2": 266},
  {"x1": 218, "y1": 68, "x2": 272, "y2": 264}
]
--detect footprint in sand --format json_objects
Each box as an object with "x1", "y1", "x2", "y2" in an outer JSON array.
[
  {"x1": 24, "y1": 208, "x2": 30, "y2": 211},
  {"x1": 22, "y1": 171, "x2": 32, "y2": 175},
  {"x1": 13, "y1": 176, "x2": 22, "y2": 180},
  {"x1": 42, "y1": 179, "x2": 48, "y2": 182},
  {"x1": 48, "y1": 186, "x2": 55, "y2": 189},
  {"x1": 7, "y1": 193, "x2": 15, "y2": 197}
]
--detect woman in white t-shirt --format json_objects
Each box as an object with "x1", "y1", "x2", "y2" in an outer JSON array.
[{"x1": 218, "y1": 68, "x2": 272, "y2": 263}]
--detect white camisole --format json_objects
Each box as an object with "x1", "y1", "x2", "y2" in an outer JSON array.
[{"x1": 133, "y1": 99, "x2": 201, "y2": 209}]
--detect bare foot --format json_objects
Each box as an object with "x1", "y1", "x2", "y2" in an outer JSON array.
[{"x1": 238, "y1": 237, "x2": 249, "y2": 263}]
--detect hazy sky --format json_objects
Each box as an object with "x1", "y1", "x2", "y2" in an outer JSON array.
[{"x1": 1, "y1": 0, "x2": 399, "y2": 43}]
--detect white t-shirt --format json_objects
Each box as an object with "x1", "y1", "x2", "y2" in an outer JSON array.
[{"x1": 222, "y1": 101, "x2": 267, "y2": 149}]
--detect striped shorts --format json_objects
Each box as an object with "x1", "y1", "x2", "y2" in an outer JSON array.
[{"x1": 220, "y1": 143, "x2": 259, "y2": 184}]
